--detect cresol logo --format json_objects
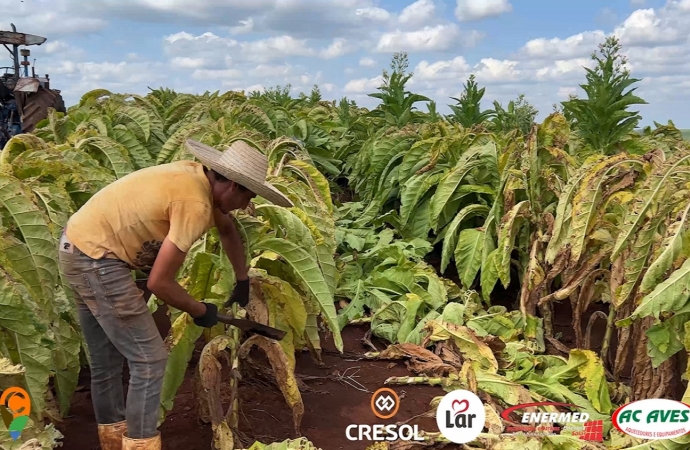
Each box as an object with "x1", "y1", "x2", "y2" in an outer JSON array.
[{"x1": 612, "y1": 398, "x2": 690, "y2": 440}]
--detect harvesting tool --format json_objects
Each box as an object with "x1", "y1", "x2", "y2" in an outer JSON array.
[
  {"x1": 1, "y1": 23, "x2": 66, "y2": 148},
  {"x1": 216, "y1": 313, "x2": 286, "y2": 341}
]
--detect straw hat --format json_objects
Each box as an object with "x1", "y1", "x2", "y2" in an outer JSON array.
[{"x1": 185, "y1": 139, "x2": 293, "y2": 208}]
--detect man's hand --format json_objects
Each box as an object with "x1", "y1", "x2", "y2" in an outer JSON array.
[
  {"x1": 193, "y1": 302, "x2": 219, "y2": 328},
  {"x1": 224, "y1": 279, "x2": 249, "y2": 308},
  {"x1": 148, "y1": 237, "x2": 206, "y2": 319}
]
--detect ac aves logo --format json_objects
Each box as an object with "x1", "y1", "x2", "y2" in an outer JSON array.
[{"x1": 1, "y1": 387, "x2": 31, "y2": 440}]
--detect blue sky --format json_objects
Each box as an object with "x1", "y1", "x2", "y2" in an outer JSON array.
[{"x1": 3, "y1": 0, "x2": 689, "y2": 128}]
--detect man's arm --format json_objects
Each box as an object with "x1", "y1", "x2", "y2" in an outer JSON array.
[
  {"x1": 214, "y1": 208, "x2": 248, "y2": 281},
  {"x1": 147, "y1": 237, "x2": 207, "y2": 318}
]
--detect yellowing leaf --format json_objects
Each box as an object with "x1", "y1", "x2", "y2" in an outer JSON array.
[{"x1": 426, "y1": 319, "x2": 499, "y2": 373}]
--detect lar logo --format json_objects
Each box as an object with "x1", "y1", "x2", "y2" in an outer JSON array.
[
  {"x1": 436, "y1": 389, "x2": 485, "y2": 444},
  {"x1": 1, "y1": 387, "x2": 31, "y2": 440},
  {"x1": 612, "y1": 398, "x2": 690, "y2": 440}
]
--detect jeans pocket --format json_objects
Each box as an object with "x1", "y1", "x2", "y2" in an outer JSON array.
[
  {"x1": 63, "y1": 272, "x2": 100, "y2": 318},
  {"x1": 96, "y1": 263, "x2": 149, "y2": 319}
]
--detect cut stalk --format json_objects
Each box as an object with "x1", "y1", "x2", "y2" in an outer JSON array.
[{"x1": 601, "y1": 307, "x2": 616, "y2": 367}]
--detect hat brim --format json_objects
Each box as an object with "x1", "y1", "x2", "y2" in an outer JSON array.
[{"x1": 185, "y1": 139, "x2": 294, "y2": 208}]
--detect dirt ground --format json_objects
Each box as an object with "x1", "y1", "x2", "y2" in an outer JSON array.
[
  {"x1": 52, "y1": 248, "x2": 627, "y2": 449},
  {"x1": 54, "y1": 323, "x2": 457, "y2": 450}
]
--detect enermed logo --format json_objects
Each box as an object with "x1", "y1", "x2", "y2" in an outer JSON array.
[
  {"x1": 436, "y1": 389, "x2": 485, "y2": 444},
  {"x1": 500, "y1": 401, "x2": 603, "y2": 441},
  {"x1": 612, "y1": 398, "x2": 690, "y2": 440},
  {"x1": 346, "y1": 387, "x2": 424, "y2": 442},
  {"x1": 1, "y1": 386, "x2": 31, "y2": 440}
]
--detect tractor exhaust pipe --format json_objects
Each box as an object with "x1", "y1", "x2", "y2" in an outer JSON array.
[{"x1": 11, "y1": 24, "x2": 19, "y2": 81}]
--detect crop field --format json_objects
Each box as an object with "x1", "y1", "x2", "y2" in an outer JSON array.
[{"x1": 2, "y1": 38, "x2": 690, "y2": 450}]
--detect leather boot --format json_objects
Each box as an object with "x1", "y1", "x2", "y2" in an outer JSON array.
[
  {"x1": 122, "y1": 431, "x2": 161, "y2": 450},
  {"x1": 97, "y1": 420, "x2": 127, "y2": 450}
]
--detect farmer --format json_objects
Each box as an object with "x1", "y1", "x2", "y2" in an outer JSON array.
[{"x1": 57, "y1": 139, "x2": 293, "y2": 450}]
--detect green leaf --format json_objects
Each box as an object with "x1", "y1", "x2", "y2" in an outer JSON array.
[
  {"x1": 639, "y1": 203, "x2": 690, "y2": 294},
  {"x1": 620, "y1": 257, "x2": 690, "y2": 325},
  {"x1": 252, "y1": 238, "x2": 342, "y2": 352},
  {"x1": 454, "y1": 228, "x2": 485, "y2": 289},
  {"x1": 496, "y1": 200, "x2": 530, "y2": 288},
  {"x1": 440, "y1": 204, "x2": 490, "y2": 274},
  {"x1": 0, "y1": 176, "x2": 58, "y2": 308},
  {"x1": 75, "y1": 136, "x2": 135, "y2": 179}
]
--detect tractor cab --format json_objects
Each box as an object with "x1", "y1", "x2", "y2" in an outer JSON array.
[{"x1": 1, "y1": 23, "x2": 65, "y2": 148}]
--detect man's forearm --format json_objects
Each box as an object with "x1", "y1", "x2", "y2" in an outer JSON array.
[
  {"x1": 219, "y1": 219, "x2": 249, "y2": 280},
  {"x1": 150, "y1": 279, "x2": 206, "y2": 317}
]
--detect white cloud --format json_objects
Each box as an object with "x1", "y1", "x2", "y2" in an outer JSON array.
[
  {"x1": 43, "y1": 41, "x2": 70, "y2": 55},
  {"x1": 344, "y1": 75, "x2": 384, "y2": 93},
  {"x1": 519, "y1": 31, "x2": 607, "y2": 60},
  {"x1": 474, "y1": 58, "x2": 522, "y2": 82},
  {"x1": 52, "y1": 61, "x2": 79, "y2": 76},
  {"x1": 411, "y1": 56, "x2": 523, "y2": 90},
  {"x1": 244, "y1": 84, "x2": 265, "y2": 92},
  {"x1": 613, "y1": 8, "x2": 685, "y2": 46},
  {"x1": 375, "y1": 24, "x2": 481, "y2": 52},
  {"x1": 624, "y1": 44, "x2": 690, "y2": 74},
  {"x1": 414, "y1": 57, "x2": 471, "y2": 81},
  {"x1": 2, "y1": 7, "x2": 107, "y2": 37},
  {"x1": 535, "y1": 58, "x2": 593, "y2": 81},
  {"x1": 519, "y1": 1, "x2": 690, "y2": 66},
  {"x1": 252, "y1": 64, "x2": 292, "y2": 77},
  {"x1": 162, "y1": 32, "x2": 239, "y2": 69},
  {"x1": 66, "y1": 0, "x2": 397, "y2": 40},
  {"x1": 455, "y1": 0, "x2": 512, "y2": 21},
  {"x1": 70, "y1": 61, "x2": 169, "y2": 89},
  {"x1": 240, "y1": 35, "x2": 316, "y2": 61},
  {"x1": 191, "y1": 68, "x2": 243, "y2": 80},
  {"x1": 320, "y1": 38, "x2": 356, "y2": 59},
  {"x1": 170, "y1": 57, "x2": 206, "y2": 69},
  {"x1": 162, "y1": 31, "x2": 317, "y2": 65},
  {"x1": 355, "y1": 7, "x2": 392, "y2": 21},
  {"x1": 359, "y1": 57, "x2": 377, "y2": 67},
  {"x1": 398, "y1": 0, "x2": 436, "y2": 27},
  {"x1": 163, "y1": 32, "x2": 239, "y2": 57},
  {"x1": 229, "y1": 18, "x2": 254, "y2": 35}
]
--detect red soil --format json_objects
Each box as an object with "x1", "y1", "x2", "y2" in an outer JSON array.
[{"x1": 54, "y1": 321, "x2": 459, "y2": 450}]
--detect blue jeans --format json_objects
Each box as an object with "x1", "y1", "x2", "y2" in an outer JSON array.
[{"x1": 58, "y1": 230, "x2": 167, "y2": 439}]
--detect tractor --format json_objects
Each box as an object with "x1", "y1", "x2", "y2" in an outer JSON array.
[{"x1": 1, "y1": 23, "x2": 66, "y2": 148}]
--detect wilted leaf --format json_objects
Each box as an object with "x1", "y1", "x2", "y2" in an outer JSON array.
[{"x1": 238, "y1": 335, "x2": 304, "y2": 433}]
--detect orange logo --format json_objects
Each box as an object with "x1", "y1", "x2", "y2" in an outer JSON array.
[
  {"x1": 370, "y1": 387, "x2": 400, "y2": 419},
  {"x1": 1, "y1": 386, "x2": 31, "y2": 440}
]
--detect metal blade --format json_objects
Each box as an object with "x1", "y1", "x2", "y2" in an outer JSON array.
[{"x1": 216, "y1": 314, "x2": 286, "y2": 340}]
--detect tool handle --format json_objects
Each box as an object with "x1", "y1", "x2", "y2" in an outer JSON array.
[{"x1": 217, "y1": 313, "x2": 234, "y2": 324}]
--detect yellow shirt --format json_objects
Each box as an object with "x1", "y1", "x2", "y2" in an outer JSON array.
[{"x1": 66, "y1": 161, "x2": 215, "y2": 270}]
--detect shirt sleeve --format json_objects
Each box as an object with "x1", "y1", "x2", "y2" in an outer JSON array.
[{"x1": 167, "y1": 200, "x2": 212, "y2": 253}]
